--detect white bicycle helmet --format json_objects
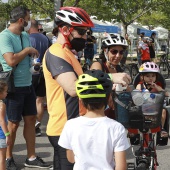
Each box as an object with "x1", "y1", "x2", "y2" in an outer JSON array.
[
  {"x1": 139, "y1": 62, "x2": 160, "y2": 73},
  {"x1": 55, "y1": 7, "x2": 94, "y2": 27},
  {"x1": 102, "y1": 34, "x2": 128, "y2": 48}
]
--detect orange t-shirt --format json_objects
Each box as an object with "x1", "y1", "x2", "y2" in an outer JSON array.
[{"x1": 43, "y1": 43, "x2": 86, "y2": 136}]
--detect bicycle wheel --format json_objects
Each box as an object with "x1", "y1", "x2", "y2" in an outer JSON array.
[
  {"x1": 136, "y1": 162, "x2": 148, "y2": 170},
  {"x1": 131, "y1": 64, "x2": 138, "y2": 81},
  {"x1": 159, "y1": 62, "x2": 169, "y2": 79}
]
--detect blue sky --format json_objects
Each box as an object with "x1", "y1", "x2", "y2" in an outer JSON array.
[{"x1": 2, "y1": 0, "x2": 8, "y2": 2}]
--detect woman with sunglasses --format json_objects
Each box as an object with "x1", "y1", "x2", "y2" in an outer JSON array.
[{"x1": 90, "y1": 33, "x2": 130, "y2": 119}]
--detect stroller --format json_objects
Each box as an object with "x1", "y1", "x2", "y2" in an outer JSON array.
[{"x1": 113, "y1": 73, "x2": 169, "y2": 170}]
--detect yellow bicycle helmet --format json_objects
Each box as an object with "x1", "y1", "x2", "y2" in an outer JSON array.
[{"x1": 76, "y1": 70, "x2": 112, "y2": 99}]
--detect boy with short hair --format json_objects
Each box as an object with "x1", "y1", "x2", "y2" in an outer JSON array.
[{"x1": 58, "y1": 70, "x2": 130, "y2": 170}]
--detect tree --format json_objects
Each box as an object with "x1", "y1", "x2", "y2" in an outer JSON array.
[{"x1": 64, "y1": 0, "x2": 168, "y2": 36}]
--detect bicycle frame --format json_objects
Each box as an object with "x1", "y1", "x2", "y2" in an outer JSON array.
[
  {"x1": 159, "y1": 53, "x2": 170, "y2": 79},
  {"x1": 129, "y1": 129, "x2": 159, "y2": 170}
]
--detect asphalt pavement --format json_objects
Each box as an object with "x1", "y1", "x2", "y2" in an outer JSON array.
[
  {"x1": 14, "y1": 79, "x2": 170, "y2": 170},
  {"x1": 13, "y1": 111, "x2": 53, "y2": 170}
]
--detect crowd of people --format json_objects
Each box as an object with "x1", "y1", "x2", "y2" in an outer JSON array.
[{"x1": 0, "y1": 4, "x2": 168, "y2": 170}]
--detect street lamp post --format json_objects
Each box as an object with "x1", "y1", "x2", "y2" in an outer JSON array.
[{"x1": 54, "y1": 0, "x2": 61, "y2": 28}]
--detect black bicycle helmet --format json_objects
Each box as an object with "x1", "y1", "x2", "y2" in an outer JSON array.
[{"x1": 76, "y1": 70, "x2": 112, "y2": 99}]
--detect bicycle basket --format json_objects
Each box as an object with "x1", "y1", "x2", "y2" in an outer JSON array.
[{"x1": 114, "y1": 91, "x2": 165, "y2": 130}]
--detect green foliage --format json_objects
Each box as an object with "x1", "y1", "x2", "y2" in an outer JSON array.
[
  {"x1": 7, "y1": 0, "x2": 54, "y2": 18},
  {"x1": 0, "y1": 0, "x2": 170, "y2": 32},
  {"x1": 64, "y1": 0, "x2": 169, "y2": 34}
]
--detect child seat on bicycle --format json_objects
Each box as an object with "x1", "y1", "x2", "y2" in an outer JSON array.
[
  {"x1": 133, "y1": 62, "x2": 168, "y2": 137},
  {"x1": 114, "y1": 62, "x2": 165, "y2": 132}
]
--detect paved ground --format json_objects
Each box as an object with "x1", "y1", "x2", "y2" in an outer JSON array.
[
  {"x1": 13, "y1": 79, "x2": 170, "y2": 170},
  {"x1": 13, "y1": 112, "x2": 53, "y2": 170}
]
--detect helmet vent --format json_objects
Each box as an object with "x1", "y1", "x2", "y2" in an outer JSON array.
[
  {"x1": 76, "y1": 12, "x2": 88, "y2": 23},
  {"x1": 64, "y1": 9, "x2": 73, "y2": 13},
  {"x1": 57, "y1": 12, "x2": 66, "y2": 18},
  {"x1": 69, "y1": 15, "x2": 80, "y2": 23}
]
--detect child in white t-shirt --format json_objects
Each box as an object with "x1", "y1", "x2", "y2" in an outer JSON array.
[{"x1": 58, "y1": 70, "x2": 130, "y2": 170}]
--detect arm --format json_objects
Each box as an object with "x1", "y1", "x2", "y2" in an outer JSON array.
[
  {"x1": 140, "y1": 48, "x2": 143, "y2": 55},
  {"x1": 136, "y1": 84, "x2": 142, "y2": 91},
  {"x1": 55, "y1": 72, "x2": 77, "y2": 97},
  {"x1": 66, "y1": 149, "x2": 75, "y2": 163},
  {"x1": 114, "y1": 151, "x2": 127, "y2": 170},
  {"x1": 0, "y1": 103, "x2": 11, "y2": 145},
  {"x1": 91, "y1": 63, "x2": 131, "y2": 86},
  {"x1": 0, "y1": 103, "x2": 8, "y2": 134},
  {"x1": 3, "y1": 47, "x2": 39, "y2": 67},
  {"x1": 109, "y1": 73, "x2": 131, "y2": 86}
]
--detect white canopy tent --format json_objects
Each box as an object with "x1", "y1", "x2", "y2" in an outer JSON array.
[{"x1": 152, "y1": 26, "x2": 169, "y2": 40}]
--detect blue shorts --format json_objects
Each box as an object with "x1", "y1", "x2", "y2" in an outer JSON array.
[
  {"x1": 0, "y1": 138, "x2": 7, "y2": 148},
  {"x1": 5, "y1": 85, "x2": 37, "y2": 122}
]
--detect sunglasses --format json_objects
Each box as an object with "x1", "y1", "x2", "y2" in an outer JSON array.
[
  {"x1": 38, "y1": 29, "x2": 43, "y2": 32},
  {"x1": 109, "y1": 49, "x2": 124, "y2": 55},
  {"x1": 74, "y1": 27, "x2": 87, "y2": 35}
]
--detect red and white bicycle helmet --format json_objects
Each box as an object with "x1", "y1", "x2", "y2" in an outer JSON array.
[
  {"x1": 139, "y1": 62, "x2": 160, "y2": 73},
  {"x1": 55, "y1": 7, "x2": 94, "y2": 27},
  {"x1": 102, "y1": 33, "x2": 128, "y2": 48}
]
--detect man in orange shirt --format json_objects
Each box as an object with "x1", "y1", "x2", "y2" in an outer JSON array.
[{"x1": 43, "y1": 7, "x2": 131, "y2": 170}]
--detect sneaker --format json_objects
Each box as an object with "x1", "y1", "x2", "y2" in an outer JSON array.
[
  {"x1": 24, "y1": 156, "x2": 52, "y2": 168},
  {"x1": 49, "y1": 166, "x2": 53, "y2": 170},
  {"x1": 36, "y1": 127, "x2": 42, "y2": 137},
  {"x1": 6, "y1": 157, "x2": 18, "y2": 170},
  {"x1": 35, "y1": 121, "x2": 41, "y2": 129},
  {"x1": 160, "y1": 128, "x2": 168, "y2": 137}
]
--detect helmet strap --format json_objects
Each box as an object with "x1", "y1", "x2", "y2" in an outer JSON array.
[
  {"x1": 104, "y1": 48, "x2": 109, "y2": 62},
  {"x1": 59, "y1": 27, "x2": 74, "y2": 49}
]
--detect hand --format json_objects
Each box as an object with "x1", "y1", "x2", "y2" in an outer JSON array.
[
  {"x1": 26, "y1": 47, "x2": 39, "y2": 57},
  {"x1": 111, "y1": 73, "x2": 131, "y2": 86},
  {"x1": 6, "y1": 136, "x2": 11, "y2": 146},
  {"x1": 150, "y1": 82, "x2": 163, "y2": 91}
]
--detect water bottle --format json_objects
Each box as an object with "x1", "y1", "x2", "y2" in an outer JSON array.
[
  {"x1": 142, "y1": 93, "x2": 158, "y2": 115},
  {"x1": 30, "y1": 55, "x2": 41, "y2": 74},
  {"x1": 131, "y1": 89, "x2": 144, "y2": 106},
  {"x1": 33, "y1": 57, "x2": 41, "y2": 64},
  {"x1": 142, "y1": 89, "x2": 150, "y2": 103},
  {"x1": 115, "y1": 84, "x2": 127, "y2": 94},
  {"x1": 30, "y1": 65, "x2": 40, "y2": 74}
]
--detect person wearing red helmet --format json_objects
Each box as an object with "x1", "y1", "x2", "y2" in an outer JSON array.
[{"x1": 42, "y1": 7, "x2": 131, "y2": 170}]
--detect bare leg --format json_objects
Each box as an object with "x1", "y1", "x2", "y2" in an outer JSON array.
[
  {"x1": 23, "y1": 115, "x2": 36, "y2": 158},
  {"x1": 0, "y1": 148, "x2": 7, "y2": 170},
  {"x1": 36, "y1": 97, "x2": 45, "y2": 122},
  {"x1": 6, "y1": 121, "x2": 19, "y2": 158},
  {"x1": 161, "y1": 109, "x2": 167, "y2": 128}
]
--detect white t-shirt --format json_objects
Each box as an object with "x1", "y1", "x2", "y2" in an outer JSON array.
[{"x1": 58, "y1": 116, "x2": 130, "y2": 170}]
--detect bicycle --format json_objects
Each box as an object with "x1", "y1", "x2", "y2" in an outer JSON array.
[
  {"x1": 113, "y1": 89, "x2": 167, "y2": 170},
  {"x1": 159, "y1": 52, "x2": 170, "y2": 79}
]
